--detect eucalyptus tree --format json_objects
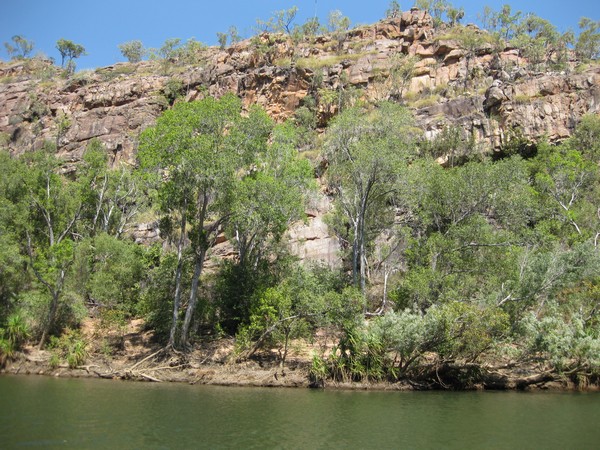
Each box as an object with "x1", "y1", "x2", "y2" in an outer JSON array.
[
  {"x1": 324, "y1": 102, "x2": 418, "y2": 292},
  {"x1": 16, "y1": 146, "x2": 86, "y2": 348},
  {"x1": 0, "y1": 151, "x2": 29, "y2": 322},
  {"x1": 228, "y1": 121, "x2": 313, "y2": 269},
  {"x1": 139, "y1": 94, "x2": 274, "y2": 347},
  {"x1": 531, "y1": 142, "x2": 598, "y2": 240},
  {"x1": 78, "y1": 139, "x2": 141, "y2": 238},
  {"x1": 397, "y1": 156, "x2": 535, "y2": 310},
  {"x1": 576, "y1": 17, "x2": 600, "y2": 61},
  {"x1": 4, "y1": 35, "x2": 34, "y2": 59},
  {"x1": 118, "y1": 40, "x2": 144, "y2": 63},
  {"x1": 56, "y1": 39, "x2": 86, "y2": 73}
]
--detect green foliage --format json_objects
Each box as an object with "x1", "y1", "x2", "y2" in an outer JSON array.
[
  {"x1": 396, "y1": 156, "x2": 535, "y2": 310},
  {"x1": 575, "y1": 18, "x2": 600, "y2": 62},
  {"x1": 138, "y1": 252, "x2": 180, "y2": 343},
  {"x1": 531, "y1": 141, "x2": 598, "y2": 240},
  {"x1": 216, "y1": 32, "x2": 228, "y2": 50},
  {"x1": 415, "y1": 0, "x2": 452, "y2": 27},
  {"x1": 327, "y1": 10, "x2": 351, "y2": 52},
  {"x1": 139, "y1": 94, "x2": 286, "y2": 346},
  {"x1": 0, "y1": 139, "x2": 146, "y2": 348},
  {"x1": 178, "y1": 38, "x2": 209, "y2": 65},
  {"x1": 480, "y1": 6, "x2": 574, "y2": 69},
  {"x1": 161, "y1": 78, "x2": 185, "y2": 105},
  {"x1": 236, "y1": 264, "x2": 345, "y2": 364},
  {"x1": 0, "y1": 312, "x2": 29, "y2": 364},
  {"x1": 4, "y1": 35, "x2": 34, "y2": 59},
  {"x1": 321, "y1": 302, "x2": 508, "y2": 383},
  {"x1": 228, "y1": 27, "x2": 241, "y2": 45},
  {"x1": 324, "y1": 102, "x2": 418, "y2": 291},
  {"x1": 273, "y1": 7, "x2": 299, "y2": 35},
  {"x1": 82, "y1": 142, "x2": 142, "y2": 237},
  {"x1": 72, "y1": 233, "x2": 145, "y2": 314},
  {"x1": 56, "y1": 39, "x2": 86, "y2": 73},
  {"x1": 420, "y1": 126, "x2": 477, "y2": 166},
  {"x1": 158, "y1": 38, "x2": 181, "y2": 61},
  {"x1": 510, "y1": 14, "x2": 572, "y2": 70},
  {"x1": 215, "y1": 260, "x2": 274, "y2": 334},
  {"x1": 519, "y1": 305, "x2": 600, "y2": 372},
  {"x1": 385, "y1": 1, "x2": 401, "y2": 19},
  {"x1": 570, "y1": 114, "x2": 600, "y2": 162},
  {"x1": 118, "y1": 40, "x2": 144, "y2": 63},
  {"x1": 480, "y1": 4, "x2": 523, "y2": 41},
  {"x1": 48, "y1": 329, "x2": 88, "y2": 369}
]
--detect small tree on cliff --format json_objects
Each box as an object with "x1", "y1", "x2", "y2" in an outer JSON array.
[
  {"x1": 118, "y1": 40, "x2": 144, "y2": 63},
  {"x1": 4, "y1": 35, "x2": 34, "y2": 59},
  {"x1": 386, "y1": 1, "x2": 401, "y2": 19},
  {"x1": 56, "y1": 38, "x2": 86, "y2": 74},
  {"x1": 576, "y1": 17, "x2": 600, "y2": 62}
]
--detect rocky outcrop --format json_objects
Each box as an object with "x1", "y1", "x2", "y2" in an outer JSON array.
[
  {"x1": 1, "y1": 11, "x2": 599, "y2": 263},
  {"x1": 288, "y1": 194, "x2": 340, "y2": 267},
  {"x1": 2, "y1": 13, "x2": 598, "y2": 165}
]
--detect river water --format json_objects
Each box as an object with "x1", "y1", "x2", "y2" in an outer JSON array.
[{"x1": 1, "y1": 375, "x2": 598, "y2": 449}]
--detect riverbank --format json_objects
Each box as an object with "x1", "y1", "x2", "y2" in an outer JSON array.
[{"x1": 2, "y1": 319, "x2": 598, "y2": 392}]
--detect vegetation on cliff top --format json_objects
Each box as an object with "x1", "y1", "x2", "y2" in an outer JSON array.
[{"x1": 1, "y1": 2, "x2": 600, "y2": 389}]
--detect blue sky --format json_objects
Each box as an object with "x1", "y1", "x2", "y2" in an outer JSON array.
[{"x1": 1, "y1": 1, "x2": 598, "y2": 70}]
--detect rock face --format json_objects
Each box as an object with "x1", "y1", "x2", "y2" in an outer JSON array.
[
  {"x1": 1, "y1": 10, "x2": 599, "y2": 263},
  {"x1": 288, "y1": 194, "x2": 340, "y2": 268}
]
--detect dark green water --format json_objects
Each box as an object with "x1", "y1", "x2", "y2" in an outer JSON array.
[{"x1": 1, "y1": 375, "x2": 599, "y2": 449}]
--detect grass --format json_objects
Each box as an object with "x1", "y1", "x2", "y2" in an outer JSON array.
[
  {"x1": 0, "y1": 75, "x2": 15, "y2": 84},
  {"x1": 513, "y1": 94, "x2": 533, "y2": 104},
  {"x1": 408, "y1": 93, "x2": 442, "y2": 109},
  {"x1": 295, "y1": 52, "x2": 371, "y2": 70},
  {"x1": 95, "y1": 64, "x2": 138, "y2": 81}
]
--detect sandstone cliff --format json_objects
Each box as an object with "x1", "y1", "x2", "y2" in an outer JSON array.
[{"x1": 1, "y1": 8, "x2": 599, "y2": 264}]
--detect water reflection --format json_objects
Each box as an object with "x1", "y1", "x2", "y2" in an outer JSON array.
[{"x1": 1, "y1": 376, "x2": 599, "y2": 449}]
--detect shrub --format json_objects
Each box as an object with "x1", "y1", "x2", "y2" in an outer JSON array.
[
  {"x1": 118, "y1": 40, "x2": 144, "y2": 63},
  {"x1": 48, "y1": 329, "x2": 88, "y2": 369}
]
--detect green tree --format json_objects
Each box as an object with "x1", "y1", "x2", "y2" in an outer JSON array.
[
  {"x1": 118, "y1": 40, "x2": 144, "y2": 63},
  {"x1": 4, "y1": 35, "x2": 34, "y2": 59},
  {"x1": 139, "y1": 95, "x2": 273, "y2": 347},
  {"x1": 386, "y1": 1, "x2": 401, "y2": 19},
  {"x1": 216, "y1": 32, "x2": 228, "y2": 50},
  {"x1": 324, "y1": 103, "x2": 417, "y2": 292},
  {"x1": 446, "y1": 6, "x2": 464, "y2": 27},
  {"x1": 510, "y1": 14, "x2": 572, "y2": 69},
  {"x1": 480, "y1": 4, "x2": 522, "y2": 41},
  {"x1": 228, "y1": 122, "x2": 313, "y2": 269},
  {"x1": 531, "y1": 142, "x2": 598, "y2": 239},
  {"x1": 78, "y1": 139, "x2": 142, "y2": 237},
  {"x1": 453, "y1": 26, "x2": 489, "y2": 90},
  {"x1": 327, "y1": 10, "x2": 351, "y2": 52},
  {"x1": 237, "y1": 265, "x2": 332, "y2": 366},
  {"x1": 19, "y1": 147, "x2": 85, "y2": 348},
  {"x1": 397, "y1": 157, "x2": 535, "y2": 309},
  {"x1": 177, "y1": 38, "x2": 208, "y2": 65},
  {"x1": 0, "y1": 151, "x2": 29, "y2": 323},
  {"x1": 387, "y1": 53, "x2": 418, "y2": 101},
  {"x1": 228, "y1": 27, "x2": 241, "y2": 44},
  {"x1": 273, "y1": 7, "x2": 299, "y2": 35},
  {"x1": 159, "y1": 38, "x2": 181, "y2": 59},
  {"x1": 416, "y1": 0, "x2": 450, "y2": 27},
  {"x1": 72, "y1": 233, "x2": 145, "y2": 314},
  {"x1": 576, "y1": 17, "x2": 600, "y2": 62},
  {"x1": 570, "y1": 114, "x2": 600, "y2": 162},
  {"x1": 56, "y1": 38, "x2": 86, "y2": 73}
]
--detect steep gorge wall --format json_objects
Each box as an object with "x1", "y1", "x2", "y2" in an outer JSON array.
[
  {"x1": 2, "y1": 10, "x2": 598, "y2": 167},
  {"x1": 1, "y1": 9, "x2": 599, "y2": 265}
]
